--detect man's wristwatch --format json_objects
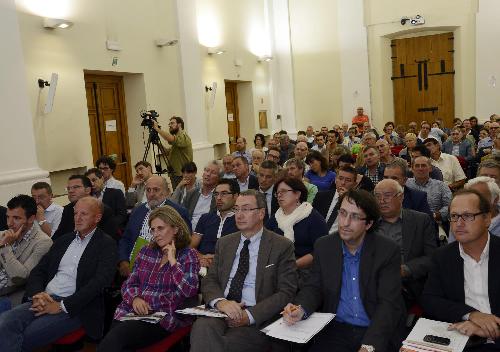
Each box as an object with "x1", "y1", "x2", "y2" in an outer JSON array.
[
  {"x1": 38, "y1": 220, "x2": 47, "y2": 226},
  {"x1": 361, "y1": 345, "x2": 375, "y2": 352}
]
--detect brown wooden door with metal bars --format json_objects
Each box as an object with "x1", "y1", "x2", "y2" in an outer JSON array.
[
  {"x1": 84, "y1": 74, "x2": 132, "y2": 187},
  {"x1": 391, "y1": 32, "x2": 455, "y2": 127},
  {"x1": 225, "y1": 81, "x2": 240, "y2": 153}
]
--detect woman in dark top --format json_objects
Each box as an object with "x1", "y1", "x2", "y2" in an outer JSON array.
[
  {"x1": 266, "y1": 177, "x2": 328, "y2": 284},
  {"x1": 305, "y1": 150, "x2": 336, "y2": 191}
]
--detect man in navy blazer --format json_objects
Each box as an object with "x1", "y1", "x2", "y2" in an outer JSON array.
[
  {"x1": 442, "y1": 127, "x2": 474, "y2": 162},
  {"x1": 421, "y1": 190, "x2": 500, "y2": 349},
  {"x1": 384, "y1": 160, "x2": 432, "y2": 216},
  {"x1": 0, "y1": 197, "x2": 117, "y2": 351}
]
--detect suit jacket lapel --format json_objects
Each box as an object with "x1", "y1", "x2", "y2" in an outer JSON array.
[
  {"x1": 332, "y1": 235, "x2": 343, "y2": 297},
  {"x1": 255, "y1": 230, "x2": 272, "y2": 301},
  {"x1": 359, "y1": 234, "x2": 375, "y2": 302},
  {"x1": 488, "y1": 238, "x2": 500, "y2": 312},
  {"x1": 401, "y1": 209, "x2": 414, "y2": 262},
  {"x1": 221, "y1": 234, "x2": 241, "y2": 289}
]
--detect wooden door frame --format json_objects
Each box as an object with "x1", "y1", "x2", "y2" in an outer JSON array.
[{"x1": 84, "y1": 74, "x2": 132, "y2": 185}]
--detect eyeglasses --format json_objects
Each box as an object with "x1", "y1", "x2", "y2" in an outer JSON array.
[
  {"x1": 232, "y1": 207, "x2": 262, "y2": 214},
  {"x1": 214, "y1": 191, "x2": 234, "y2": 197},
  {"x1": 338, "y1": 209, "x2": 367, "y2": 222},
  {"x1": 374, "y1": 192, "x2": 401, "y2": 202},
  {"x1": 66, "y1": 185, "x2": 83, "y2": 191},
  {"x1": 275, "y1": 189, "x2": 295, "y2": 196},
  {"x1": 449, "y1": 212, "x2": 486, "y2": 222},
  {"x1": 98, "y1": 166, "x2": 111, "y2": 170}
]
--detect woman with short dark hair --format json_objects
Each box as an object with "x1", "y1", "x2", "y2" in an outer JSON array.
[
  {"x1": 98, "y1": 206, "x2": 200, "y2": 352},
  {"x1": 305, "y1": 151, "x2": 336, "y2": 191},
  {"x1": 250, "y1": 133, "x2": 268, "y2": 154}
]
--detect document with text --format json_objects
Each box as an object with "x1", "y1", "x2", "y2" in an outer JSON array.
[
  {"x1": 402, "y1": 318, "x2": 469, "y2": 352},
  {"x1": 261, "y1": 312, "x2": 335, "y2": 344},
  {"x1": 175, "y1": 305, "x2": 227, "y2": 318}
]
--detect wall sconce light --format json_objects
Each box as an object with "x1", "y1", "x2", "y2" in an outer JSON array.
[
  {"x1": 207, "y1": 47, "x2": 225, "y2": 55},
  {"x1": 43, "y1": 18, "x2": 73, "y2": 29},
  {"x1": 257, "y1": 55, "x2": 273, "y2": 62}
]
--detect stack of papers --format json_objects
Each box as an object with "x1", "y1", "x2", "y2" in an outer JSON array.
[
  {"x1": 119, "y1": 311, "x2": 166, "y2": 324},
  {"x1": 261, "y1": 312, "x2": 335, "y2": 344},
  {"x1": 402, "y1": 318, "x2": 469, "y2": 352},
  {"x1": 175, "y1": 305, "x2": 227, "y2": 318}
]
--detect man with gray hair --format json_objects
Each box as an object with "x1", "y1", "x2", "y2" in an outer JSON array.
[
  {"x1": 465, "y1": 176, "x2": 500, "y2": 236},
  {"x1": 477, "y1": 159, "x2": 500, "y2": 187},
  {"x1": 374, "y1": 179, "x2": 437, "y2": 305}
]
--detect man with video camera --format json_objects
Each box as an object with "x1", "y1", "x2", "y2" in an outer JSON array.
[{"x1": 153, "y1": 116, "x2": 193, "y2": 190}]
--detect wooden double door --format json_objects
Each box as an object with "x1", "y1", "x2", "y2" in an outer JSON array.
[
  {"x1": 84, "y1": 74, "x2": 132, "y2": 187},
  {"x1": 391, "y1": 32, "x2": 455, "y2": 127}
]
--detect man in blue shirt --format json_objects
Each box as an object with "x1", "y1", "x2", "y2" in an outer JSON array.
[
  {"x1": 191, "y1": 179, "x2": 240, "y2": 267},
  {"x1": 283, "y1": 189, "x2": 405, "y2": 352}
]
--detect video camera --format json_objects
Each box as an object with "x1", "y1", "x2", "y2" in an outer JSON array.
[{"x1": 140, "y1": 110, "x2": 159, "y2": 129}]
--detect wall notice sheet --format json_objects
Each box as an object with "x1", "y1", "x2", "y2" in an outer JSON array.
[{"x1": 261, "y1": 312, "x2": 335, "y2": 344}]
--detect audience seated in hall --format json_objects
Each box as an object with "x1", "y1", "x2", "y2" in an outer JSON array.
[
  {"x1": 231, "y1": 156, "x2": 259, "y2": 192},
  {"x1": 357, "y1": 145, "x2": 385, "y2": 186},
  {"x1": 0, "y1": 197, "x2": 117, "y2": 351},
  {"x1": 279, "y1": 133, "x2": 296, "y2": 165},
  {"x1": 283, "y1": 190, "x2": 406, "y2": 352},
  {"x1": 425, "y1": 136, "x2": 467, "y2": 191},
  {"x1": 191, "y1": 179, "x2": 239, "y2": 268},
  {"x1": 398, "y1": 132, "x2": 417, "y2": 163},
  {"x1": 221, "y1": 154, "x2": 236, "y2": 179},
  {"x1": 257, "y1": 160, "x2": 279, "y2": 221},
  {"x1": 97, "y1": 206, "x2": 199, "y2": 352},
  {"x1": 313, "y1": 166, "x2": 360, "y2": 235},
  {"x1": 266, "y1": 177, "x2": 328, "y2": 285},
  {"x1": 232, "y1": 137, "x2": 252, "y2": 164},
  {"x1": 170, "y1": 161, "x2": 200, "y2": 205},
  {"x1": 463, "y1": 177, "x2": 500, "y2": 236},
  {"x1": 478, "y1": 159, "x2": 500, "y2": 186},
  {"x1": 383, "y1": 159, "x2": 432, "y2": 216},
  {"x1": 126, "y1": 160, "x2": 154, "y2": 208},
  {"x1": 190, "y1": 190, "x2": 297, "y2": 352},
  {"x1": 265, "y1": 146, "x2": 281, "y2": 166},
  {"x1": 407, "y1": 144, "x2": 444, "y2": 181},
  {"x1": 52, "y1": 175, "x2": 119, "y2": 241},
  {"x1": 336, "y1": 154, "x2": 375, "y2": 192},
  {"x1": 0, "y1": 195, "x2": 52, "y2": 298},
  {"x1": 374, "y1": 180, "x2": 437, "y2": 306},
  {"x1": 291, "y1": 141, "x2": 310, "y2": 172},
  {"x1": 30, "y1": 182, "x2": 63, "y2": 237},
  {"x1": 118, "y1": 175, "x2": 191, "y2": 278},
  {"x1": 305, "y1": 150, "x2": 336, "y2": 191},
  {"x1": 85, "y1": 168, "x2": 127, "y2": 229},
  {"x1": 173, "y1": 161, "x2": 220, "y2": 230},
  {"x1": 311, "y1": 133, "x2": 328, "y2": 159},
  {"x1": 284, "y1": 158, "x2": 318, "y2": 203},
  {"x1": 250, "y1": 149, "x2": 265, "y2": 177},
  {"x1": 407, "y1": 156, "x2": 452, "y2": 236},
  {"x1": 442, "y1": 126, "x2": 475, "y2": 162},
  {"x1": 95, "y1": 155, "x2": 126, "y2": 195},
  {"x1": 421, "y1": 190, "x2": 500, "y2": 351}
]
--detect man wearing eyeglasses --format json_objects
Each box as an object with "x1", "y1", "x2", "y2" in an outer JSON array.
[
  {"x1": 374, "y1": 179, "x2": 437, "y2": 307},
  {"x1": 283, "y1": 189, "x2": 406, "y2": 352},
  {"x1": 191, "y1": 190, "x2": 297, "y2": 352},
  {"x1": 421, "y1": 190, "x2": 500, "y2": 350},
  {"x1": 191, "y1": 179, "x2": 240, "y2": 268},
  {"x1": 53, "y1": 175, "x2": 118, "y2": 241}
]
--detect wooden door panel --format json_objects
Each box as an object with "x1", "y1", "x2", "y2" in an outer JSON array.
[
  {"x1": 224, "y1": 81, "x2": 240, "y2": 153},
  {"x1": 392, "y1": 32, "x2": 454, "y2": 127}
]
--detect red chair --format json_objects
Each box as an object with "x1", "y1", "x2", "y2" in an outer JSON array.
[
  {"x1": 53, "y1": 327, "x2": 86, "y2": 345},
  {"x1": 137, "y1": 325, "x2": 192, "y2": 352}
]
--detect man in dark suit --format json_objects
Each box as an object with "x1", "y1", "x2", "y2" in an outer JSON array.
[
  {"x1": 442, "y1": 127, "x2": 474, "y2": 162},
  {"x1": 421, "y1": 190, "x2": 500, "y2": 350},
  {"x1": 53, "y1": 175, "x2": 118, "y2": 241},
  {"x1": 85, "y1": 168, "x2": 127, "y2": 229},
  {"x1": 313, "y1": 166, "x2": 359, "y2": 235},
  {"x1": 283, "y1": 190, "x2": 405, "y2": 352},
  {"x1": 232, "y1": 156, "x2": 259, "y2": 192},
  {"x1": 0, "y1": 197, "x2": 117, "y2": 351},
  {"x1": 257, "y1": 160, "x2": 279, "y2": 222},
  {"x1": 383, "y1": 159, "x2": 432, "y2": 216},
  {"x1": 0, "y1": 206, "x2": 7, "y2": 231},
  {"x1": 190, "y1": 190, "x2": 297, "y2": 352},
  {"x1": 374, "y1": 179, "x2": 437, "y2": 305}
]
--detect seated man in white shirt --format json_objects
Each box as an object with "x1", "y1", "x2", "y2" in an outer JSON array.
[
  {"x1": 31, "y1": 182, "x2": 63, "y2": 237},
  {"x1": 126, "y1": 160, "x2": 154, "y2": 208},
  {"x1": 96, "y1": 156, "x2": 125, "y2": 195},
  {"x1": 421, "y1": 190, "x2": 500, "y2": 350}
]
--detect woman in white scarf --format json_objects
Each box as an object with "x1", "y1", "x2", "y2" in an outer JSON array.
[{"x1": 267, "y1": 177, "x2": 328, "y2": 273}]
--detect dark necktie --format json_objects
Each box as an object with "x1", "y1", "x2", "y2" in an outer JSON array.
[
  {"x1": 227, "y1": 239, "x2": 251, "y2": 302},
  {"x1": 326, "y1": 200, "x2": 338, "y2": 229}
]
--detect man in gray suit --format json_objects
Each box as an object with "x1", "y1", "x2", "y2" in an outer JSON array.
[
  {"x1": 0, "y1": 195, "x2": 52, "y2": 296},
  {"x1": 126, "y1": 161, "x2": 154, "y2": 208},
  {"x1": 190, "y1": 190, "x2": 297, "y2": 352},
  {"x1": 374, "y1": 179, "x2": 437, "y2": 305}
]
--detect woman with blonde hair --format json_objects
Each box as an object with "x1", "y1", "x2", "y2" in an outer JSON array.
[{"x1": 98, "y1": 206, "x2": 200, "y2": 352}]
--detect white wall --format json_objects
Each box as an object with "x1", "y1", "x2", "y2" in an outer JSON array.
[{"x1": 476, "y1": 0, "x2": 500, "y2": 121}]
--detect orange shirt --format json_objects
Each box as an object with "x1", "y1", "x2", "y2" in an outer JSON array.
[{"x1": 352, "y1": 114, "x2": 369, "y2": 126}]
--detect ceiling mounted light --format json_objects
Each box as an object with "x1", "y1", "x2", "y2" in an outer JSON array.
[
  {"x1": 257, "y1": 55, "x2": 273, "y2": 62},
  {"x1": 43, "y1": 18, "x2": 73, "y2": 29},
  {"x1": 207, "y1": 47, "x2": 225, "y2": 55}
]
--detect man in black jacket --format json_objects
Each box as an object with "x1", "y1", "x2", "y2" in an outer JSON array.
[
  {"x1": 0, "y1": 197, "x2": 117, "y2": 351},
  {"x1": 421, "y1": 190, "x2": 500, "y2": 350},
  {"x1": 0, "y1": 206, "x2": 6, "y2": 231}
]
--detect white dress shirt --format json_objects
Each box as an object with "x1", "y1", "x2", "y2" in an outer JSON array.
[
  {"x1": 44, "y1": 202, "x2": 64, "y2": 236},
  {"x1": 326, "y1": 192, "x2": 340, "y2": 235},
  {"x1": 191, "y1": 189, "x2": 214, "y2": 230}
]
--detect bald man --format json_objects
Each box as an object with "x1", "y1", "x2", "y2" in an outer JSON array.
[
  {"x1": 0, "y1": 197, "x2": 118, "y2": 350},
  {"x1": 118, "y1": 175, "x2": 192, "y2": 277}
]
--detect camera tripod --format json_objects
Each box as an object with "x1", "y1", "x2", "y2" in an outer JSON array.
[{"x1": 142, "y1": 127, "x2": 175, "y2": 178}]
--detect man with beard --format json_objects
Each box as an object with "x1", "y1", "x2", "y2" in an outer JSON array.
[
  {"x1": 117, "y1": 175, "x2": 191, "y2": 277},
  {"x1": 153, "y1": 116, "x2": 193, "y2": 189}
]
